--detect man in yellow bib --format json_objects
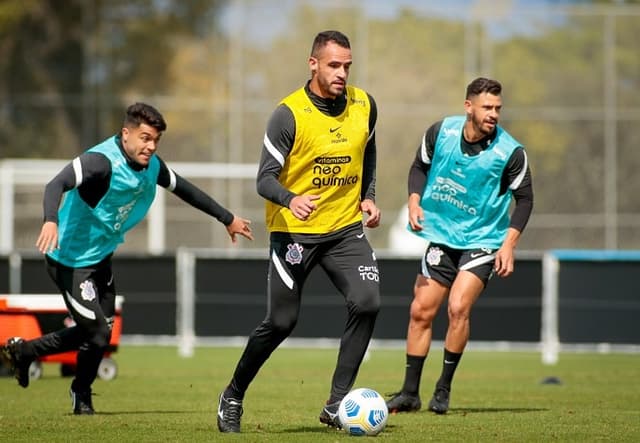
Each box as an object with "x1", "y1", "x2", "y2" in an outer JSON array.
[{"x1": 217, "y1": 30, "x2": 381, "y2": 433}]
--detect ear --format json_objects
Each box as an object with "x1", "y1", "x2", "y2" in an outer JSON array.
[
  {"x1": 309, "y1": 56, "x2": 318, "y2": 75},
  {"x1": 463, "y1": 99, "x2": 472, "y2": 115},
  {"x1": 121, "y1": 127, "x2": 129, "y2": 141}
]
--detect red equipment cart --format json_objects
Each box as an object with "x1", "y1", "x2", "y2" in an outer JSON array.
[{"x1": 0, "y1": 294, "x2": 123, "y2": 381}]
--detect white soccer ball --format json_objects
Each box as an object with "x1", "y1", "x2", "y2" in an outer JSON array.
[{"x1": 338, "y1": 388, "x2": 388, "y2": 436}]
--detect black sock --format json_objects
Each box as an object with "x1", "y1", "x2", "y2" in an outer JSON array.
[
  {"x1": 224, "y1": 381, "x2": 244, "y2": 401},
  {"x1": 436, "y1": 348, "x2": 462, "y2": 390},
  {"x1": 401, "y1": 354, "x2": 426, "y2": 395}
]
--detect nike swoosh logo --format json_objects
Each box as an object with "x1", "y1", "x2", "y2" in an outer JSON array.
[
  {"x1": 217, "y1": 396, "x2": 227, "y2": 420},
  {"x1": 444, "y1": 359, "x2": 455, "y2": 364},
  {"x1": 356, "y1": 233, "x2": 365, "y2": 239},
  {"x1": 470, "y1": 252, "x2": 483, "y2": 258},
  {"x1": 330, "y1": 126, "x2": 342, "y2": 133},
  {"x1": 323, "y1": 407, "x2": 338, "y2": 419}
]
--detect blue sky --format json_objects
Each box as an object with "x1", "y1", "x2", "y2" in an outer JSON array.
[{"x1": 217, "y1": 0, "x2": 583, "y2": 46}]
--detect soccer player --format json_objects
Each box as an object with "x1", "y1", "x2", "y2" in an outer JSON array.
[
  {"x1": 216, "y1": 30, "x2": 381, "y2": 433},
  {"x1": 386, "y1": 77, "x2": 534, "y2": 414},
  {"x1": 0, "y1": 102, "x2": 253, "y2": 414}
]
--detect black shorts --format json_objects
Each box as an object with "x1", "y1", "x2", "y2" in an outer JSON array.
[
  {"x1": 268, "y1": 228, "x2": 380, "y2": 320},
  {"x1": 45, "y1": 255, "x2": 116, "y2": 328},
  {"x1": 419, "y1": 242, "x2": 496, "y2": 287}
]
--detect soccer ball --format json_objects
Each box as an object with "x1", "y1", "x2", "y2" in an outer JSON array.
[{"x1": 338, "y1": 388, "x2": 388, "y2": 436}]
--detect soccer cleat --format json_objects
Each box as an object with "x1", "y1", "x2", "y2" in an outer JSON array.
[
  {"x1": 70, "y1": 388, "x2": 95, "y2": 415},
  {"x1": 217, "y1": 393, "x2": 243, "y2": 433},
  {"x1": 386, "y1": 391, "x2": 422, "y2": 413},
  {"x1": 319, "y1": 400, "x2": 342, "y2": 429},
  {"x1": 428, "y1": 385, "x2": 450, "y2": 414},
  {"x1": 1, "y1": 337, "x2": 32, "y2": 388}
]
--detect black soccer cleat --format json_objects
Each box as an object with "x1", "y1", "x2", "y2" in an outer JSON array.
[
  {"x1": 319, "y1": 400, "x2": 342, "y2": 429},
  {"x1": 386, "y1": 391, "x2": 422, "y2": 413},
  {"x1": 70, "y1": 388, "x2": 95, "y2": 415},
  {"x1": 428, "y1": 385, "x2": 450, "y2": 414},
  {"x1": 1, "y1": 337, "x2": 31, "y2": 388},
  {"x1": 217, "y1": 393, "x2": 243, "y2": 433}
]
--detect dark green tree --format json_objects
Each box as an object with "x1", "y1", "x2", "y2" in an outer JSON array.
[{"x1": 0, "y1": 0, "x2": 224, "y2": 159}]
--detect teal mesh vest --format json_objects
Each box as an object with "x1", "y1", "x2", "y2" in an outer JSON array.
[
  {"x1": 410, "y1": 116, "x2": 520, "y2": 249},
  {"x1": 48, "y1": 136, "x2": 160, "y2": 267}
]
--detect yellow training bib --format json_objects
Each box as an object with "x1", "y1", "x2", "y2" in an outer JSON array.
[{"x1": 266, "y1": 86, "x2": 371, "y2": 234}]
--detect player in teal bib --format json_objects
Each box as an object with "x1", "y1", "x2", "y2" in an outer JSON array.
[
  {"x1": 417, "y1": 115, "x2": 521, "y2": 249},
  {"x1": 49, "y1": 136, "x2": 161, "y2": 267},
  {"x1": 387, "y1": 78, "x2": 534, "y2": 416},
  {"x1": 1, "y1": 103, "x2": 253, "y2": 415}
]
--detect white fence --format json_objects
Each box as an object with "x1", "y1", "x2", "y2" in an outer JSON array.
[
  {"x1": 3, "y1": 248, "x2": 639, "y2": 363},
  {"x1": 540, "y1": 249, "x2": 640, "y2": 364},
  {"x1": 175, "y1": 248, "x2": 640, "y2": 364}
]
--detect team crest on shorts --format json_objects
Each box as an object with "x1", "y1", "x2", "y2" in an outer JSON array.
[
  {"x1": 285, "y1": 243, "x2": 304, "y2": 265},
  {"x1": 79, "y1": 280, "x2": 96, "y2": 301},
  {"x1": 426, "y1": 246, "x2": 444, "y2": 266}
]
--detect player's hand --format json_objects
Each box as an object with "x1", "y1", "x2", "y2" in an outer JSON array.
[
  {"x1": 36, "y1": 221, "x2": 59, "y2": 254},
  {"x1": 289, "y1": 195, "x2": 320, "y2": 221},
  {"x1": 494, "y1": 245, "x2": 515, "y2": 277},
  {"x1": 408, "y1": 204, "x2": 424, "y2": 232},
  {"x1": 226, "y1": 216, "x2": 253, "y2": 243},
  {"x1": 361, "y1": 199, "x2": 381, "y2": 228}
]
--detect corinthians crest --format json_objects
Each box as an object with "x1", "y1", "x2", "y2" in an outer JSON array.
[
  {"x1": 426, "y1": 246, "x2": 444, "y2": 266},
  {"x1": 285, "y1": 243, "x2": 304, "y2": 265},
  {"x1": 79, "y1": 280, "x2": 97, "y2": 301}
]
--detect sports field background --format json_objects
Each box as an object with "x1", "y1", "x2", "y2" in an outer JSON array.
[
  {"x1": 1, "y1": 346, "x2": 638, "y2": 442},
  {"x1": 4, "y1": 1, "x2": 640, "y2": 254},
  {"x1": 2, "y1": 2, "x2": 640, "y2": 441}
]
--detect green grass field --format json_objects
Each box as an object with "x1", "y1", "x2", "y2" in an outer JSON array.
[{"x1": 1, "y1": 346, "x2": 638, "y2": 442}]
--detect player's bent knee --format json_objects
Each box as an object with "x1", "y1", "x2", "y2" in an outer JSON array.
[
  {"x1": 359, "y1": 299, "x2": 380, "y2": 316},
  {"x1": 350, "y1": 291, "x2": 380, "y2": 316},
  {"x1": 409, "y1": 300, "x2": 436, "y2": 325},
  {"x1": 268, "y1": 315, "x2": 298, "y2": 336},
  {"x1": 86, "y1": 319, "x2": 113, "y2": 348},
  {"x1": 88, "y1": 330, "x2": 110, "y2": 349},
  {"x1": 447, "y1": 302, "x2": 472, "y2": 322}
]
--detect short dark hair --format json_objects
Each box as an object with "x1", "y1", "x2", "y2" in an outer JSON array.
[
  {"x1": 310, "y1": 30, "x2": 350, "y2": 57},
  {"x1": 124, "y1": 102, "x2": 167, "y2": 132},
  {"x1": 466, "y1": 77, "x2": 502, "y2": 99}
]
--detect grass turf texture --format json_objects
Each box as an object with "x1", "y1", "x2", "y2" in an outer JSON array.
[{"x1": 1, "y1": 347, "x2": 638, "y2": 442}]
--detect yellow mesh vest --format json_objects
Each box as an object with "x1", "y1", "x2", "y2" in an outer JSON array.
[{"x1": 265, "y1": 85, "x2": 371, "y2": 234}]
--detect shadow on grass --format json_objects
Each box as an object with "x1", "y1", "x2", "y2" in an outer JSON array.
[
  {"x1": 93, "y1": 410, "x2": 200, "y2": 415},
  {"x1": 380, "y1": 406, "x2": 548, "y2": 418},
  {"x1": 278, "y1": 424, "x2": 402, "y2": 434},
  {"x1": 450, "y1": 407, "x2": 548, "y2": 414},
  {"x1": 271, "y1": 408, "x2": 547, "y2": 434}
]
